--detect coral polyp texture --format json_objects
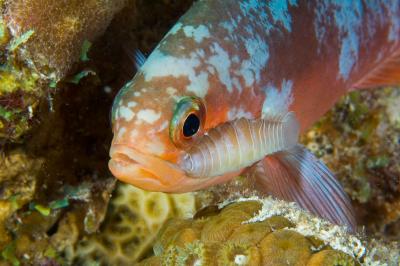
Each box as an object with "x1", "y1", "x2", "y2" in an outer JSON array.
[
  {"x1": 67, "y1": 183, "x2": 196, "y2": 265},
  {"x1": 138, "y1": 197, "x2": 399, "y2": 266}
]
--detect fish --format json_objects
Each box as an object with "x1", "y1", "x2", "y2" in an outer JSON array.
[{"x1": 109, "y1": 0, "x2": 400, "y2": 232}]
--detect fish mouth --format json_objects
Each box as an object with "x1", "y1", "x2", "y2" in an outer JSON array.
[
  {"x1": 109, "y1": 144, "x2": 185, "y2": 192},
  {"x1": 109, "y1": 144, "x2": 235, "y2": 192}
]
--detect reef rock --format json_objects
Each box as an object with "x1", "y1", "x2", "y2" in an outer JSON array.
[
  {"x1": 0, "y1": 0, "x2": 127, "y2": 141},
  {"x1": 138, "y1": 197, "x2": 399, "y2": 266}
]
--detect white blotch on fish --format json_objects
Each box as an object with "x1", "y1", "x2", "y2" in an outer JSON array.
[
  {"x1": 262, "y1": 79, "x2": 294, "y2": 116},
  {"x1": 183, "y1": 24, "x2": 211, "y2": 43},
  {"x1": 137, "y1": 109, "x2": 161, "y2": 124}
]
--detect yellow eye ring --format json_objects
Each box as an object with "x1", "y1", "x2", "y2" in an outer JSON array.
[{"x1": 170, "y1": 96, "x2": 206, "y2": 148}]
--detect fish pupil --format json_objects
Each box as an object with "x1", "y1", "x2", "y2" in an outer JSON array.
[{"x1": 183, "y1": 113, "x2": 200, "y2": 137}]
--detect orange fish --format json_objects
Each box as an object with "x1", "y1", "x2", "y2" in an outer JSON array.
[{"x1": 109, "y1": 0, "x2": 400, "y2": 232}]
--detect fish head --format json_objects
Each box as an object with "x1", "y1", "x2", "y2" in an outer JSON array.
[
  {"x1": 109, "y1": 68, "x2": 242, "y2": 193},
  {"x1": 109, "y1": 18, "x2": 296, "y2": 193}
]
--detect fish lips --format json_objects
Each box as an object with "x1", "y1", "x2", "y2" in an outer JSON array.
[
  {"x1": 109, "y1": 144, "x2": 237, "y2": 192},
  {"x1": 109, "y1": 144, "x2": 185, "y2": 192}
]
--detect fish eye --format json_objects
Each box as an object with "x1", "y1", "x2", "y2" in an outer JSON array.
[
  {"x1": 170, "y1": 96, "x2": 205, "y2": 148},
  {"x1": 183, "y1": 113, "x2": 200, "y2": 137}
]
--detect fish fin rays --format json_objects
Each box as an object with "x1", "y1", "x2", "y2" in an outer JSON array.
[
  {"x1": 352, "y1": 48, "x2": 400, "y2": 89},
  {"x1": 121, "y1": 36, "x2": 148, "y2": 78},
  {"x1": 132, "y1": 49, "x2": 147, "y2": 70},
  {"x1": 250, "y1": 144, "x2": 356, "y2": 232}
]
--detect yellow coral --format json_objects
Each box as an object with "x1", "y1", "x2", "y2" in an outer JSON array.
[
  {"x1": 0, "y1": 149, "x2": 43, "y2": 249},
  {"x1": 154, "y1": 218, "x2": 192, "y2": 256},
  {"x1": 69, "y1": 183, "x2": 196, "y2": 265},
  {"x1": 0, "y1": 17, "x2": 10, "y2": 46},
  {"x1": 139, "y1": 198, "x2": 371, "y2": 265},
  {"x1": 228, "y1": 216, "x2": 293, "y2": 245},
  {"x1": 307, "y1": 250, "x2": 358, "y2": 266},
  {"x1": 172, "y1": 227, "x2": 200, "y2": 248},
  {"x1": 217, "y1": 243, "x2": 260, "y2": 266},
  {"x1": 221, "y1": 200, "x2": 262, "y2": 216},
  {"x1": 175, "y1": 241, "x2": 217, "y2": 266},
  {"x1": 259, "y1": 229, "x2": 312, "y2": 265},
  {"x1": 200, "y1": 209, "x2": 252, "y2": 242},
  {"x1": 137, "y1": 255, "x2": 162, "y2": 266},
  {"x1": 0, "y1": 200, "x2": 12, "y2": 249}
]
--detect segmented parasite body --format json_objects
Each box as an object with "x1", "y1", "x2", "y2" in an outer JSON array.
[
  {"x1": 181, "y1": 113, "x2": 299, "y2": 178},
  {"x1": 109, "y1": 0, "x2": 400, "y2": 232}
]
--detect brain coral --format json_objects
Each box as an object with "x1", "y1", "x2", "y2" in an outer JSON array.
[
  {"x1": 138, "y1": 197, "x2": 399, "y2": 266},
  {"x1": 67, "y1": 183, "x2": 196, "y2": 265}
]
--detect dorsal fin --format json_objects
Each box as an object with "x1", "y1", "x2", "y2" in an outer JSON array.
[
  {"x1": 352, "y1": 48, "x2": 400, "y2": 89},
  {"x1": 122, "y1": 39, "x2": 147, "y2": 77},
  {"x1": 133, "y1": 49, "x2": 147, "y2": 70}
]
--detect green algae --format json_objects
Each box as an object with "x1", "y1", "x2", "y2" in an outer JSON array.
[
  {"x1": 7, "y1": 29, "x2": 35, "y2": 51},
  {"x1": 29, "y1": 202, "x2": 51, "y2": 216},
  {"x1": 67, "y1": 69, "x2": 96, "y2": 84},
  {"x1": 0, "y1": 106, "x2": 13, "y2": 121},
  {"x1": 366, "y1": 155, "x2": 390, "y2": 169},
  {"x1": 80, "y1": 39, "x2": 92, "y2": 62},
  {"x1": 1, "y1": 241, "x2": 20, "y2": 266},
  {"x1": 49, "y1": 198, "x2": 69, "y2": 210}
]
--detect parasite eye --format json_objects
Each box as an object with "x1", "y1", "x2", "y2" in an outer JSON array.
[{"x1": 170, "y1": 96, "x2": 206, "y2": 148}]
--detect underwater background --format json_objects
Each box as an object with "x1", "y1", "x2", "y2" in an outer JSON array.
[{"x1": 0, "y1": 0, "x2": 399, "y2": 265}]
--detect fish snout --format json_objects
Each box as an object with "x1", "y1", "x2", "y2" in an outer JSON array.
[{"x1": 109, "y1": 144, "x2": 197, "y2": 192}]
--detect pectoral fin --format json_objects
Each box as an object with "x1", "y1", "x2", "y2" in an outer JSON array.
[{"x1": 249, "y1": 145, "x2": 356, "y2": 232}]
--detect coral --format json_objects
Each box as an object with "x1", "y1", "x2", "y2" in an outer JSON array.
[
  {"x1": 200, "y1": 209, "x2": 253, "y2": 242},
  {"x1": 0, "y1": 15, "x2": 42, "y2": 140},
  {"x1": 0, "y1": 177, "x2": 115, "y2": 265},
  {"x1": 307, "y1": 250, "x2": 358, "y2": 266},
  {"x1": 0, "y1": 0, "x2": 129, "y2": 141},
  {"x1": 259, "y1": 229, "x2": 311, "y2": 265},
  {"x1": 217, "y1": 243, "x2": 260, "y2": 266},
  {"x1": 301, "y1": 87, "x2": 400, "y2": 239},
  {"x1": 228, "y1": 217, "x2": 293, "y2": 245},
  {"x1": 4, "y1": 0, "x2": 127, "y2": 79},
  {"x1": 138, "y1": 197, "x2": 397, "y2": 266},
  {"x1": 67, "y1": 183, "x2": 196, "y2": 265},
  {"x1": 0, "y1": 149, "x2": 43, "y2": 249},
  {"x1": 221, "y1": 200, "x2": 263, "y2": 216},
  {"x1": 176, "y1": 241, "x2": 217, "y2": 266}
]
